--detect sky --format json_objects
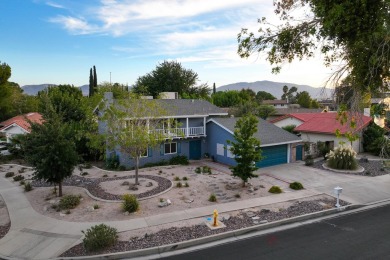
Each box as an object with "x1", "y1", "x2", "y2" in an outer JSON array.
[{"x1": 1, "y1": 0, "x2": 336, "y2": 89}]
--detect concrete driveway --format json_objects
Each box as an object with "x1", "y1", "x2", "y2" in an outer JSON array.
[{"x1": 257, "y1": 162, "x2": 390, "y2": 205}]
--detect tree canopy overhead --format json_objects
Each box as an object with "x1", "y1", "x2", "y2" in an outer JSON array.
[
  {"x1": 133, "y1": 61, "x2": 210, "y2": 99},
  {"x1": 238, "y1": 0, "x2": 390, "y2": 93}
]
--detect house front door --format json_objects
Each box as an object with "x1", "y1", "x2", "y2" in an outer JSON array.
[{"x1": 189, "y1": 140, "x2": 202, "y2": 160}]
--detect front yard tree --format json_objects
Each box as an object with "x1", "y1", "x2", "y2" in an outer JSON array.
[
  {"x1": 23, "y1": 112, "x2": 78, "y2": 197},
  {"x1": 227, "y1": 114, "x2": 262, "y2": 187},
  {"x1": 104, "y1": 93, "x2": 172, "y2": 185}
]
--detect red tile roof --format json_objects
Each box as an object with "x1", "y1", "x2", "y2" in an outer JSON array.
[
  {"x1": 293, "y1": 112, "x2": 371, "y2": 134},
  {"x1": 0, "y1": 113, "x2": 43, "y2": 133},
  {"x1": 271, "y1": 113, "x2": 321, "y2": 123}
]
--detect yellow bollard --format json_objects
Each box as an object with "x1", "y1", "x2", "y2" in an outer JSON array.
[{"x1": 213, "y1": 209, "x2": 218, "y2": 227}]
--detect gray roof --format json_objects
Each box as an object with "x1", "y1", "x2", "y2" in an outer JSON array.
[
  {"x1": 209, "y1": 117, "x2": 301, "y2": 146},
  {"x1": 153, "y1": 99, "x2": 227, "y2": 117},
  {"x1": 274, "y1": 108, "x2": 324, "y2": 115}
]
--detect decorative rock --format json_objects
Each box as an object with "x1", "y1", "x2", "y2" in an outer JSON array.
[
  {"x1": 246, "y1": 211, "x2": 256, "y2": 218},
  {"x1": 221, "y1": 214, "x2": 231, "y2": 221},
  {"x1": 43, "y1": 206, "x2": 48, "y2": 212},
  {"x1": 260, "y1": 220, "x2": 268, "y2": 224},
  {"x1": 158, "y1": 201, "x2": 168, "y2": 207},
  {"x1": 129, "y1": 185, "x2": 139, "y2": 191},
  {"x1": 124, "y1": 211, "x2": 130, "y2": 216},
  {"x1": 253, "y1": 221, "x2": 259, "y2": 225},
  {"x1": 166, "y1": 199, "x2": 172, "y2": 205},
  {"x1": 49, "y1": 199, "x2": 56, "y2": 204},
  {"x1": 60, "y1": 213, "x2": 66, "y2": 217},
  {"x1": 146, "y1": 182, "x2": 153, "y2": 187},
  {"x1": 248, "y1": 187, "x2": 254, "y2": 193},
  {"x1": 87, "y1": 206, "x2": 95, "y2": 212},
  {"x1": 254, "y1": 186, "x2": 259, "y2": 191},
  {"x1": 122, "y1": 181, "x2": 130, "y2": 186},
  {"x1": 185, "y1": 199, "x2": 194, "y2": 203},
  {"x1": 252, "y1": 216, "x2": 260, "y2": 220}
]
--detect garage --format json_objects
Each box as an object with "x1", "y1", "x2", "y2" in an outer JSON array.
[{"x1": 256, "y1": 144, "x2": 288, "y2": 168}]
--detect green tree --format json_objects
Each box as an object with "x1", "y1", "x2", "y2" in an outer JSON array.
[
  {"x1": 212, "y1": 90, "x2": 242, "y2": 107},
  {"x1": 256, "y1": 91, "x2": 276, "y2": 103},
  {"x1": 133, "y1": 61, "x2": 209, "y2": 99},
  {"x1": 213, "y1": 82, "x2": 216, "y2": 94},
  {"x1": 296, "y1": 91, "x2": 312, "y2": 108},
  {"x1": 23, "y1": 112, "x2": 78, "y2": 197},
  {"x1": 257, "y1": 105, "x2": 276, "y2": 120},
  {"x1": 227, "y1": 114, "x2": 262, "y2": 187},
  {"x1": 0, "y1": 61, "x2": 11, "y2": 85},
  {"x1": 89, "y1": 68, "x2": 94, "y2": 97},
  {"x1": 93, "y1": 66, "x2": 97, "y2": 90},
  {"x1": 238, "y1": 0, "x2": 390, "y2": 93},
  {"x1": 104, "y1": 94, "x2": 173, "y2": 185},
  {"x1": 229, "y1": 101, "x2": 258, "y2": 117},
  {"x1": 281, "y1": 86, "x2": 297, "y2": 103},
  {"x1": 282, "y1": 125, "x2": 297, "y2": 133},
  {"x1": 363, "y1": 122, "x2": 386, "y2": 155}
]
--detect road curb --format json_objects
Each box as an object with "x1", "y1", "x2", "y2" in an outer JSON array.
[{"x1": 56, "y1": 204, "x2": 362, "y2": 260}]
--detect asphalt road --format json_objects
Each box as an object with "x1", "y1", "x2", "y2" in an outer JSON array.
[{"x1": 162, "y1": 204, "x2": 390, "y2": 260}]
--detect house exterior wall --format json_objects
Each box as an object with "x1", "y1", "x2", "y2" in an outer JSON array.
[
  {"x1": 1, "y1": 125, "x2": 27, "y2": 143},
  {"x1": 299, "y1": 132, "x2": 363, "y2": 153},
  {"x1": 206, "y1": 121, "x2": 237, "y2": 166},
  {"x1": 273, "y1": 117, "x2": 303, "y2": 128},
  {"x1": 114, "y1": 137, "x2": 206, "y2": 168}
]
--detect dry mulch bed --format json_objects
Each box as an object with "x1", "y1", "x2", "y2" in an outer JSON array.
[
  {"x1": 311, "y1": 159, "x2": 390, "y2": 177},
  {"x1": 61, "y1": 198, "x2": 348, "y2": 257}
]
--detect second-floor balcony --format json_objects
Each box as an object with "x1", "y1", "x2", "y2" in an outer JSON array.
[{"x1": 153, "y1": 126, "x2": 205, "y2": 138}]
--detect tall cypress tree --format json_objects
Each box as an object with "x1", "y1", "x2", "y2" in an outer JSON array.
[
  {"x1": 93, "y1": 66, "x2": 97, "y2": 91},
  {"x1": 89, "y1": 68, "x2": 94, "y2": 97},
  {"x1": 213, "y1": 82, "x2": 216, "y2": 94}
]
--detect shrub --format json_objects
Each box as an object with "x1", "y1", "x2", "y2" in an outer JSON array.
[
  {"x1": 24, "y1": 182, "x2": 33, "y2": 192},
  {"x1": 317, "y1": 142, "x2": 331, "y2": 160},
  {"x1": 195, "y1": 167, "x2": 201, "y2": 174},
  {"x1": 5, "y1": 172, "x2": 14, "y2": 178},
  {"x1": 106, "y1": 154, "x2": 120, "y2": 170},
  {"x1": 18, "y1": 168, "x2": 25, "y2": 173},
  {"x1": 102, "y1": 174, "x2": 108, "y2": 178},
  {"x1": 289, "y1": 182, "x2": 304, "y2": 190},
  {"x1": 169, "y1": 155, "x2": 189, "y2": 165},
  {"x1": 82, "y1": 224, "x2": 118, "y2": 252},
  {"x1": 174, "y1": 176, "x2": 181, "y2": 181},
  {"x1": 234, "y1": 193, "x2": 241, "y2": 198},
  {"x1": 143, "y1": 160, "x2": 169, "y2": 168},
  {"x1": 93, "y1": 204, "x2": 99, "y2": 209},
  {"x1": 13, "y1": 175, "x2": 24, "y2": 181},
  {"x1": 184, "y1": 182, "x2": 189, "y2": 187},
  {"x1": 118, "y1": 165, "x2": 126, "y2": 171},
  {"x1": 326, "y1": 145, "x2": 358, "y2": 170},
  {"x1": 122, "y1": 194, "x2": 139, "y2": 213},
  {"x1": 84, "y1": 163, "x2": 92, "y2": 169},
  {"x1": 202, "y1": 166, "x2": 210, "y2": 173},
  {"x1": 59, "y1": 194, "x2": 81, "y2": 210},
  {"x1": 305, "y1": 155, "x2": 314, "y2": 166},
  {"x1": 208, "y1": 193, "x2": 217, "y2": 202},
  {"x1": 182, "y1": 176, "x2": 188, "y2": 181},
  {"x1": 81, "y1": 172, "x2": 89, "y2": 176},
  {"x1": 19, "y1": 180, "x2": 25, "y2": 186},
  {"x1": 176, "y1": 182, "x2": 183, "y2": 188},
  {"x1": 269, "y1": 186, "x2": 282, "y2": 194}
]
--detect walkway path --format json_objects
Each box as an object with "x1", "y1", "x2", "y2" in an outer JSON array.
[{"x1": 1, "y1": 161, "x2": 390, "y2": 259}]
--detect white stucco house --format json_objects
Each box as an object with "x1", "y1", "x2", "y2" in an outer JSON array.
[
  {"x1": 0, "y1": 113, "x2": 43, "y2": 143},
  {"x1": 271, "y1": 112, "x2": 372, "y2": 153}
]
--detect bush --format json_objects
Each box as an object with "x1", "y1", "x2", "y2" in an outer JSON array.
[
  {"x1": 208, "y1": 193, "x2": 217, "y2": 202},
  {"x1": 326, "y1": 145, "x2": 358, "y2": 170},
  {"x1": 59, "y1": 194, "x2": 81, "y2": 210},
  {"x1": 106, "y1": 154, "x2": 120, "y2": 170},
  {"x1": 81, "y1": 172, "x2": 89, "y2": 176},
  {"x1": 174, "y1": 176, "x2": 181, "y2": 181},
  {"x1": 202, "y1": 166, "x2": 210, "y2": 173},
  {"x1": 234, "y1": 193, "x2": 241, "y2": 198},
  {"x1": 176, "y1": 182, "x2": 183, "y2": 188},
  {"x1": 269, "y1": 186, "x2": 282, "y2": 194},
  {"x1": 19, "y1": 180, "x2": 25, "y2": 186},
  {"x1": 289, "y1": 182, "x2": 304, "y2": 190},
  {"x1": 93, "y1": 204, "x2": 99, "y2": 209},
  {"x1": 182, "y1": 176, "x2": 188, "y2": 181},
  {"x1": 82, "y1": 224, "x2": 118, "y2": 252},
  {"x1": 102, "y1": 174, "x2": 108, "y2": 178},
  {"x1": 317, "y1": 142, "x2": 331, "y2": 159},
  {"x1": 122, "y1": 194, "x2": 139, "y2": 213},
  {"x1": 5, "y1": 172, "x2": 14, "y2": 178},
  {"x1": 184, "y1": 182, "x2": 189, "y2": 187},
  {"x1": 305, "y1": 155, "x2": 314, "y2": 166},
  {"x1": 143, "y1": 160, "x2": 169, "y2": 168},
  {"x1": 169, "y1": 155, "x2": 189, "y2": 165},
  {"x1": 195, "y1": 167, "x2": 201, "y2": 174},
  {"x1": 13, "y1": 175, "x2": 24, "y2": 181},
  {"x1": 84, "y1": 163, "x2": 92, "y2": 169},
  {"x1": 118, "y1": 165, "x2": 126, "y2": 171},
  {"x1": 24, "y1": 182, "x2": 33, "y2": 192}
]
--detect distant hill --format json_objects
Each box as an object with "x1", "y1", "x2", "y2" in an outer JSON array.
[
  {"x1": 217, "y1": 80, "x2": 332, "y2": 100},
  {"x1": 22, "y1": 84, "x2": 89, "y2": 96}
]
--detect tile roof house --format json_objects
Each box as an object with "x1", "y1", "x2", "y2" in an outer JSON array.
[
  {"x1": 206, "y1": 117, "x2": 302, "y2": 167},
  {"x1": 0, "y1": 112, "x2": 43, "y2": 143},
  {"x1": 271, "y1": 112, "x2": 372, "y2": 153},
  {"x1": 100, "y1": 92, "x2": 303, "y2": 168},
  {"x1": 262, "y1": 99, "x2": 289, "y2": 108}
]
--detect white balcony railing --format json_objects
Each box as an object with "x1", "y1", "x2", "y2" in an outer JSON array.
[{"x1": 153, "y1": 127, "x2": 204, "y2": 138}]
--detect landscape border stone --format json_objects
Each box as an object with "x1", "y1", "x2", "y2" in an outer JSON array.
[{"x1": 322, "y1": 163, "x2": 365, "y2": 173}]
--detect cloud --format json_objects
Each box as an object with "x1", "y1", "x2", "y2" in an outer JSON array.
[
  {"x1": 49, "y1": 16, "x2": 99, "y2": 35},
  {"x1": 46, "y1": 1, "x2": 65, "y2": 9}
]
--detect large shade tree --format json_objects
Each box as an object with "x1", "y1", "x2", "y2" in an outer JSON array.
[
  {"x1": 227, "y1": 114, "x2": 262, "y2": 187},
  {"x1": 23, "y1": 111, "x2": 78, "y2": 197},
  {"x1": 133, "y1": 61, "x2": 210, "y2": 99},
  {"x1": 238, "y1": 0, "x2": 390, "y2": 94}
]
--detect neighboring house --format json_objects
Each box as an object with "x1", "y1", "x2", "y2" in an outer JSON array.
[
  {"x1": 271, "y1": 112, "x2": 372, "y2": 153},
  {"x1": 0, "y1": 112, "x2": 43, "y2": 143},
  {"x1": 206, "y1": 117, "x2": 302, "y2": 168},
  {"x1": 100, "y1": 93, "x2": 303, "y2": 168},
  {"x1": 100, "y1": 93, "x2": 228, "y2": 168},
  {"x1": 370, "y1": 97, "x2": 390, "y2": 127},
  {"x1": 262, "y1": 99, "x2": 289, "y2": 108},
  {"x1": 267, "y1": 107, "x2": 324, "y2": 121}
]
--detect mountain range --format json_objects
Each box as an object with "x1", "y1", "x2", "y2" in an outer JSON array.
[
  {"x1": 21, "y1": 80, "x2": 333, "y2": 100},
  {"x1": 217, "y1": 80, "x2": 333, "y2": 100},
  {"x1": 21, "y1": 84, "x2": 89, "y2": 96}
]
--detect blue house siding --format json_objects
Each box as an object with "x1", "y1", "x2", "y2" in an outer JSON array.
[
  {"x1": 206, "y1": 121, "x2": 237, "y2": 166},
  {"x1": 115, "y1": 137, "x2": 205, "y2": 168}
]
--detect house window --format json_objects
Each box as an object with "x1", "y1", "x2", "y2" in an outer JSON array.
[
  {"x1": 226, "y1": 145, "x2": 234, "y2": 158},
  {"x1": 140, "y1": 148, "x2": 148, "y2": 158},
  {"x1": 164, "y1": 142, "x2": 177, "y2": 154},
  {"x1": 217, "y1": 143, "x2": 224, "y2": 156}
]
